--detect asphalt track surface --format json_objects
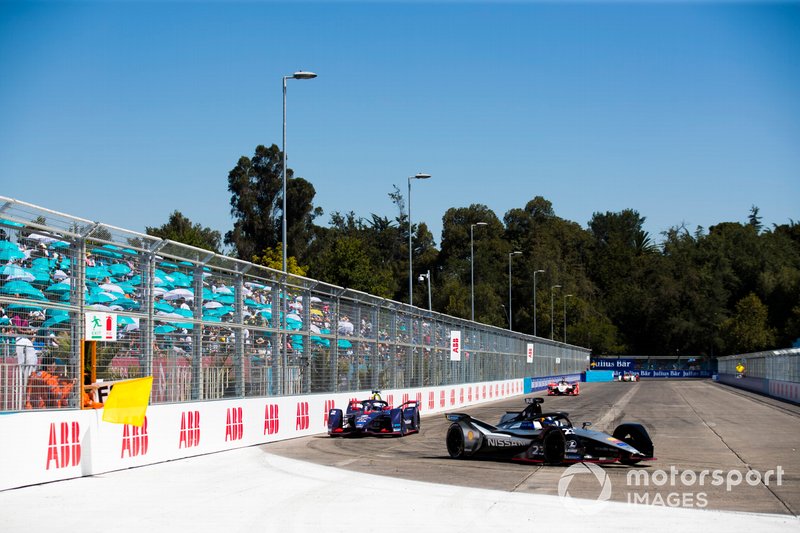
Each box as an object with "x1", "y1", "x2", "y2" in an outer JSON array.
[{"x1": 265, "y1": 380, "x2": 800, "y2": 516}]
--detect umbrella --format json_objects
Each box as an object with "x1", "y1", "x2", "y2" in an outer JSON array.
[
  {"x1": 154, "y1": 325, "x2": 176, "y2": 334},
  {"x1": 116, "y1": 316, "x2": 137, "y2": 326},
  {"x1": 168, "y1": 321, "x2": 194, "y2": 329},
  {"x1": 1, "y1": 280, "x2": 46, "y2": 299},
  {"x1": 7, "y1": 302, "x2": 43, "y2": 312},
  {"x1": 338, "y1": 320, "x2": 355, "y2": 335},
  {"x1": 85, "y1": 266, "x2": 112, "y2": 279},
  {"x1": 202, "y1": 314, "x2": 221, "y2": 322},
  {"x1": 337, "y1": 339, "x2": 353, "y2": 349},
  {"x1": 0, "y1": 219, "x2": 24, "y2": 227},
  {"x1": 173, "y1": 308, "x2": 193, "y2": 318},
  {"x1": 310, "y1": 309, "x2": 323, "y2": 317},
  {"x1": 88, "y1": 304, "x2": 113, "y2": 311},
  {"x1": 310, "y1": 324, "x2": 321, "y2": 334},
  {"x1": 0, "y1": 242, "x2": 25, "y2": 262},
  {"x1": 48, "y1": 240, "x2": 70, "y2": 250},
  {"x1": 154, "y1": 301, "x2": 175, "y2": 313},
  {"x1": 52, "y1": 269, "x2": 69, "y2": 280},
  {"x1": 203, "y1": 301, "x2": 223, "y2": 309},
  {"x1": 109, "y1": 263, "x2": 132, "y2": 276},
  {"x1": 168, "y1": 272, "x2": 192, "y2": 288},
  {"x1": 165, "y1": 288, "x2": 193, "y2": 300},
  {"x1": 214, "y1": 286, "x2": 233, "y2": 295},
  {"x1": 2, "y1": 264, "x2": 35, "y2": 282},
  {"x1": 159, "y1": 261, "x2": 179, "y2": 269},
  {"x1": 0, "y1": 316, "x2": 9, "y2": 325},
  {"x1": 110, "y1": 298, "x2": 139, "y2": 309},
  {"x1": 216, "y1": 295, "x2": 235, "y2": 305},
  {"x1": 311, "y1": 336, "x2": 331, "y2": 347},
  {"x1": 90, "y1": 248, "x2": 123, "y2": 259},
  {"x1": 100, "y1": 283, "x2": 125, "y2": 294},
  {"x1": 46, "y1": 282, "x2": 71, "y2": 294},
  {"x1": 42, "y1": 314, "x2": 71, "y2": 328},
  {"x1": 87, "y1": 292, "x2": 116, "y2": 304}
]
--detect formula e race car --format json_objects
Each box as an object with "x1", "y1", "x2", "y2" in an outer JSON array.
[
  {"x1": 618, "y1": 372, "x2": 640, "y2": 382},
  {"x1": 445, "y1": 397, "x2": 654, "y2": 465},
  {"x1": 328, "y1": 391, "x2": 421, "y2": 437},
  {"x1": 547, "y1": 378, "x2": 580, "y2": 396}
]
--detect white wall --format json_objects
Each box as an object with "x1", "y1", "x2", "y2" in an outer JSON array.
[{"x1": 0, "y1": 378, "x2": 523, "y2": 491}]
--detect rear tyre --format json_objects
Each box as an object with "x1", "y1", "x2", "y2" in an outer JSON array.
[
  {"x1": 446, "y1": 424, "x2": 466, "y2": 459},
  {"x1": 542, "y1": 428, "x2": 566, "y2": 465}
]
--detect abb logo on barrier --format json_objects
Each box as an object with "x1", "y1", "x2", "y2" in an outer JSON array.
[
  {"x1": 495, "y1": 384, "x2": 500, "y2": 397},
  {"x1": 468, "y1": 387, "x2": 473, "y2": 402},
  {"x1": 296, "y1": 402, "x2": 309, "y2": 430},
  {"x1": 264, "y1": 404, "x2": 280, "y2": 435},
  {"x1": 179, "y1": 410, "x2": 201, "y2": 449},
  {"x1": 386, "y1": 394, "x2": 394, "y2": 407},
  {"x1": 428, "y1": 391, "x2": 435, "y2": 410},
  {"x1": 323, "y1": 400, "x2": 335, "y2": 425},
  {"x1": 402, "y1": 393, "x2": 409, "y2": 405},
  {"x1": 489, "y1": 385, "x2": 493, "y2": 398},
  {"x1": 439, "y1": 390, "x2": 446, "y2": 408},
  {"x1": 482, "y1": 385, "x2": 487, "y2": 399},
  {"x1": 121, "y1": 418, "x2": 149, "y2": 459},
  {"x1": 415, "y1": 392, "x2": 423, "y2": 410},
  {"x1": 459, "y1": 388, "x2": 465, "y2": 404},
  {"x1": 46, "y1": 421, "x2": 80, "y2": 470},
  {"x1": 450, "y1": 389, "x2": 456, "y2": 406},
  {"x1": 225, "y1": 407, "x2": 244, "y2": 442}
]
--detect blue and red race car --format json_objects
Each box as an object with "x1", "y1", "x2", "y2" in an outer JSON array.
[{"x1": 327, "y1": 391, "x2": 421, "y2": 437}]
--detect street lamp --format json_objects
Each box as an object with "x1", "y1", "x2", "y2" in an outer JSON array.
[
  {"x1": 408, "y1": 172, "x2": 431, "y2": 307},
  {"x1": 282, "y1": 70, "x2": 317, "y2": 273},
  {"x1": 533, "y1": 269, "x2": 545, "y2": 337},
  {"x1": 563, "y1": 294, "x2": 574, "y2": 344},
  {"x1": 550, "y1": 285, "x2": 561, "y2": 340},
  {"x1": 470, "y1": 222, "x2": 488, "y2": 322},
  {"x1": 418, "y1": 270, "x2": 432, "y2": 311},
  {"x1": 508, "y1": 251, "x2": 522, "y2": 331}
]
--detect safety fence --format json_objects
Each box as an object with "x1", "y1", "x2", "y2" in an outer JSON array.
[
  {"x1": 0, "y1": 196, "x2": 590, "y2": 412},
  {"x1": 717, "y1": 348, "x2": 800, "y2": 403}
]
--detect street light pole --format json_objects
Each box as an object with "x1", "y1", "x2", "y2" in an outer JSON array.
[
  {"x1": 550, "y1": 285, "x2": 561, "y2": 340},
  {"x1": 533, "y1": 269, "x2": 545, "y2": 337},
  {"x1": 419, "y1": 270, "x2": 432, "y2": 311},
  {"x1": 508, "y1": 251, "x2": 522, "y2": 331},
  {"x1": 282, "y1": 70, "x2": 317, "y2": 273},
  {"x1": 408, "y1": 173, "x2": 431, "y2": 307},
  {"x1": 564, "y1": 294, "x2": 574, "y2": 344},
  {"x1": 470, "y1": 222, "x2": 487, "y2": 322}
]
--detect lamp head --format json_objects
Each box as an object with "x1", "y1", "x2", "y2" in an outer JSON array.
[
  {"x1": 413, "y1": 173, "x2": 431, "y2": 180},
  {"x1": 292, "y1": 71, "x2": 317, "y2": 79}
]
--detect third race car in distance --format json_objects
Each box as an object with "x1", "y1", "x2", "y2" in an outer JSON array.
[{"x1": 547, "y1": 377, "x2": 580, "y2": 396}]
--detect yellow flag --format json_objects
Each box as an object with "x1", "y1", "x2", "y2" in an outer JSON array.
[{"x1": 102, "y1": 376, "x2": 153, "y2": 427}]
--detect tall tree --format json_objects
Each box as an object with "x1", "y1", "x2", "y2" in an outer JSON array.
[
  {"x1": 146, "y1": 211, "x2": 221, "y2": 253},
  {"x1": 225, "y1": 144, "x2": 320, "y2": 262}
]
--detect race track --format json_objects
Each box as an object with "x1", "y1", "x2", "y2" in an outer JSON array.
[{"x1": 263, "y1": 380, "x2": 800, "y2": 515}]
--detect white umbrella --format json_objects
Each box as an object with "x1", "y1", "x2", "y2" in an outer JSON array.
[
  {"x1": 203, "y1": 301, "x2": 223, "y2": 308},
  {"x1": 338, "y1": 320, "x2": 354, "y2": 335},
  {"x1": 100, "y1": 283, "x2": 125, "y2": 294},
  {"x1": 214, "y1": 285, "x2": 233, "y2": 295},
  {"x1": 165, "y1": 288, "x2": 194, "y2": 300},
  {"x1": 53, "y1": 269, "x2": 69, "y2": 280}
]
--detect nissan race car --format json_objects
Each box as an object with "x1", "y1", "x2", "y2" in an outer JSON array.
[
  {"x1": 328, "y1": 391, "x2": 421, "y2": 437},
  {"x1": 547, "y1": 378, "x2": 580, "y2": 396},
  {"x1": 618, "y1": 372, "x2": 640, "y2": 382},
  {"x1": 445, "y1": 397, "x2": 654, "y2": 465}
]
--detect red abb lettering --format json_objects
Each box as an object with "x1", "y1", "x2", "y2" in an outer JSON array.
[
  {"x1": 264, "y1": 404, "x2": 280, "y2": 435},
  {"x1": 323, "y1": 400, "x2": 335, "y2": 425},
  {"x1": 428, "y1": 392, "x2": 435, "y2": 411},
  {"x1": 46, "y1": 421, "x2": 80, "y2": 470},
  {"x1": 225, "y1": 407, "x2": 244, "y2": 442},
  {"x1": 121, "y1": 417, "x2": 149, "y2": 458},
  {"x1": 295, "y1": 402, "x2": 309, "y2": 430},
  {"x1": 179, "y1": 411, "x2": 201, "y2": 448}
]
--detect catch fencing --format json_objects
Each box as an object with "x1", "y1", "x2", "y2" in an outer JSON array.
[
  {"x1": 0, "y1": 196, "x2": 589, "y2": 412},
  {"x1": 717, "y1": 348, "x2": 800, "y2": 403}
]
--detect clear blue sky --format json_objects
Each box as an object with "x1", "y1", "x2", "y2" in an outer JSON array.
[{"x1": 1, "y1": 1, "x2": 798, "y2": 249}]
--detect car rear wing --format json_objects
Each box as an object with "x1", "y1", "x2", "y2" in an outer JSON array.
[{"x1": 445, "y1": 413, "x2": 471, "y2": 422}]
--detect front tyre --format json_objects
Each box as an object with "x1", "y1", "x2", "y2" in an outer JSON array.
[
  {"x1": 446, "y1": 424, "x2": 466, "y2": 459},
  {"x1": 541, "y1": 428, "x2": 566, "y2": 465}
]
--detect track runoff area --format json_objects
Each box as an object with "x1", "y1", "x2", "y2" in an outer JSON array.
[{"x1": 268, "y1": 379, "x2": 799, "y2": 517}]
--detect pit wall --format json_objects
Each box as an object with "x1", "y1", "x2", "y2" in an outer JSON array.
[
  {"x1": 0, "y1": 378, "x2": 523, "y2": 491},
  {"x1": 717, "y1": 373, "x2": 800, "y2": 404}
]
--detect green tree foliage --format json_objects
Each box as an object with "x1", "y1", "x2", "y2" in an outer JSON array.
[
  {"x1": 146, "y1": 211, "x2": 222, "y2": 253},
  {"x1": 251, "y1": 244, "x2": 307, "y2": 277},
  {"x1": 721, "y1": 293, "x2": 776, "y2": 352},
  {"x1": 224, "y1": 144, "x2": 320, "y2": 263}
]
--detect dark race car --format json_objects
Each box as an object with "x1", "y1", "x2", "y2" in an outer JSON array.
[
  {"x1": 547, "y1": 378, "x2": 580, "y2": 396},
  {"x1": 445, "y1": 397, "x2": 654, "y2": 465},
  {"x1": 328, "y1": 391, "x2": 421, "y2": 437}
]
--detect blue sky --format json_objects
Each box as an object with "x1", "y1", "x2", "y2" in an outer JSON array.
[{"x1": 1, "y1": 1, "x2": 798, "y2": 249}]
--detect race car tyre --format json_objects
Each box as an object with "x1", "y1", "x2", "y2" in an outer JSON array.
[
  {"x1": 446, "y1": 424, "x2": 466, "y2": 459},
  {"x1": 413, "y1": 411, "x2": 421, "y2": 431},
  {"x1": 541, "y1": 427, "x2": 566, "y2": 465},
  {"x1": 613, "y1": 423, "x2": 653, "y2": 465}
]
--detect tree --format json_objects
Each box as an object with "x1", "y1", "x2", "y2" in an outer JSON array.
[
  {"x1": 251, "y1": 244, "x2": 307, "y2": 276},
  {"x1": 146, "y1": 211, "x2": 221, "y2": 253},
  {"x1": 721, "y1": 293, "x2": 776, "y2": 353},
  {"x1": 225, "y1": 144, "x2": 320, "y2": 262}
]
